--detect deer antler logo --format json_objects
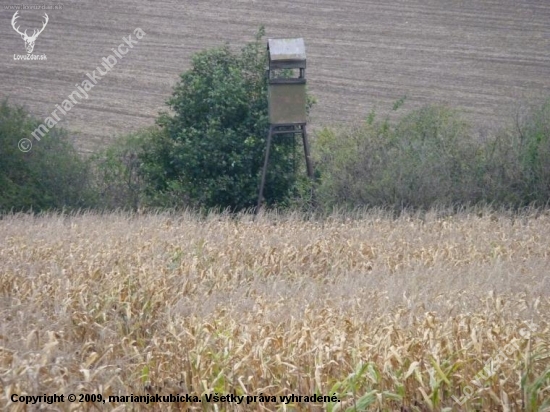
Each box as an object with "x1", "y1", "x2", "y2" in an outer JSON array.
[{"x1": 11, "y1": 11, "x2": 49, "y2": 54}]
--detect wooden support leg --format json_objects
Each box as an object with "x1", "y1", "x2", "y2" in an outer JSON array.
[
  {"x1": 302, "y1": 125, "x2": 314, "y2": 179},
  {"x1": 301, "y1": 125, "x2": 317, "y2": 208},
  {"x1": 256, "y1": 125, "x2": 273, "y2": 214}
]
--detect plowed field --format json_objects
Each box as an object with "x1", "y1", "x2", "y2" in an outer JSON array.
[{"x1": 1, "y1": 0, "x2": 550, "y2": 152}]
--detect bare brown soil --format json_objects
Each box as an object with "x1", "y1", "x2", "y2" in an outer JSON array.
[{"x1": 1, "y1": 0, "x2": 550, "y2": 152}]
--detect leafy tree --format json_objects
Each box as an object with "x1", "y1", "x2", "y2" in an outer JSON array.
[
  {"x1": 140, "y1": 28, "x2": 308, "y2": 211},
  {"x1": 0, "y1": 99, "x2": 92, "y2": 213}
]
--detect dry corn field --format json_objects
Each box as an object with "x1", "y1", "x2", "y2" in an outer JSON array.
[{"x1": 1, "y1": 210, "x2": 549, "y2": 411}]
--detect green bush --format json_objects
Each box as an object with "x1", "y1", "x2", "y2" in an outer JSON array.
[
  {"x1": 480, "y1": 98, "x2": 550, "y2": 207},
  {"x1": 0, "y1": 99, "x2": 93, "y2": 213},
  {"x1": 313, "y1": 98, "x2": 550, "y2": 211},
  {"x1": 517, "y1": 98, "x2": 550, "y2": 204},
  {"x1": 90, "y1": 129, "x2": 153, "y2": 210},
  {"x1": 314, "y1": 104, "x2": 482, "y2": 210},
  {"x1": 390, "y1": 105, "x2": 482, "y2": 207}
]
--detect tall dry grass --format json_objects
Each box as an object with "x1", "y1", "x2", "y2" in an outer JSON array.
[{"x1": 1, "y1": 209, "x2": 549, "y2": 411}]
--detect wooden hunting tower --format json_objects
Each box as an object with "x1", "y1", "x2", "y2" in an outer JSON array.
[
  {"x1": 267, "y1": 38, "x2": 307, "y2": 125},
  {"x1": 256, "y1": 38, "x2": 314, "y2": 212}
]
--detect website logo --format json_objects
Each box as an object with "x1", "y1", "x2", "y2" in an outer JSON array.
[{"x1": 11, "y1": 11, "x2": 48, "y2": 58}]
